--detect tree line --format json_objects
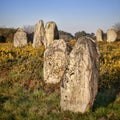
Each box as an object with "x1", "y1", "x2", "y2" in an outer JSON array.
[{"x1": 0, "y1": 23, "x2": 120, "y2": 43}]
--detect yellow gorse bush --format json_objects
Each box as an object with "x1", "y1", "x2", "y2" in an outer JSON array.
[
  {"x1": 69, "y1": 39, "x2": 77, "y2": 48},
  {"x1": 0, "y1": 43, "x2": 45, "y2": 89},
  {"x1": 98, "y1": 42, "x2": 120, "y2": 90},
  {"x1": 0, "y1": 43, "x2": 45, "y2": 63},
  {"x1": 0, "y1": 41, "x2": 120, "y2": 90}
]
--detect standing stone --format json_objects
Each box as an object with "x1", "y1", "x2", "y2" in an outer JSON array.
[
  {"x1": 32, "y1": 20, "x2": 45, "y2": 48},
  {"x1": 107, "y1": 29, "x2": 117, "y2": 42},
  {"x1": 44, "y1": 39, "x2": 69, "y2": 84},
  {"x1": 61, "y1": 37, "x2": 99, "y2": 113},
  {"x1": 44, "y1": 21, "x2": 59, "y2": 48},
  {"x1": 13, "y1": 28, "x2": 27, "y2": 47},
  {"x1": 96, "y1": 28, "x2": 103, "y2": 41}
]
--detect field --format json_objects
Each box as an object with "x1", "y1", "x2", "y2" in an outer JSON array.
[{"x1": 0, "y1": 41, "x2": 120, "y2": 120}]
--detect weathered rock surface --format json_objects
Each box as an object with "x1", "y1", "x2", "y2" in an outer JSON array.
[
  {"x1": 44, "y1": 39, "x2": 69, "y2": 84},
  {"x1": 13, "y1": 28, "x2": 27, "y2": 47},
  {"x1": 44, "y1": 21, "x2": 59, "y2": 48},
  {"x1": 107, "y1": 29, "x2": 117, "y2": 42},
  {"x1": 96, "y1": 28, "x2": 103, "y2": 41},
  {"x1": 32, "y1": 20, "x2": 45, "y2": 48},
  {"x1": 61, "y1": 37, "x2": 99, "y2": 113}
]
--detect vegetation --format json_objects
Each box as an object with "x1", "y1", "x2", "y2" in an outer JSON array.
[
  {"x1": 22, "y1": 25, "x2": 34, "y2": 34},
  {"x1": 0, "y1": 41, "x2": 120, "y2": 120},
  {"x1": 74, "y1": 31, "x2": 95, "y2": 40},
  {"x1": 113, "y1": 22, "x2": 120, "y2": 32},
  {"x1": 0, "y1": 28, "x2": 16, "y2": 43},
  {"x1": 59, "y1": 30, "x2": 74, "y2": 41},
  {"x1": 98, "y1": 42, "x2": 120, "y2": 91}
]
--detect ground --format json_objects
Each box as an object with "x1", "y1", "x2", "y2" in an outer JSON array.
[{"x1": 0, "y1": 41, "x2": 120, "y2": 120}]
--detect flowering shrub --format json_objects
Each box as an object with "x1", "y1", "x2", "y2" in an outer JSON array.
[
  {"x1": 1, "y1": 41, "x2": 120, "y2": 91},
  {"x1": 98, "y1": 42, "x2": 120, "y2": 91},
  {"x1": 0, "y1": 43, "x2": 45, "y2": 90},
  {"x1": 69, "y1": 39, "x2": 77, "y2": 48},
  {"x1": 0, "y1": 43, "x2": 44, "y2": 63}
]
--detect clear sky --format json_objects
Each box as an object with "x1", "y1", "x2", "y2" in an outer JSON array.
[{"x1": 0, "y1": 0, "x2": 120, "y2": 34}]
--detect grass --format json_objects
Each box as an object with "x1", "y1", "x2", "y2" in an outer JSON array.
[{"x1": 0, "y1": 41, "x2": 120, "y2": 120}]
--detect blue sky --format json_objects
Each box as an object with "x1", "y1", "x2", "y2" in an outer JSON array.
[{"x1": 0, "y1": 0, "x2": 120, "y2": 34}]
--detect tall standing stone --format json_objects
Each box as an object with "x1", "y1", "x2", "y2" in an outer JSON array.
[
  {"x1": 32, "y1": 20, "x2": 45, "y2": 48},
  {"x1": 44, "y1": 39, "x2": 69, "y2": 84},
  {"x1": 44, "y1": 21, "x2": 59, "y2": 48},
  {"x1": 96, "y1": 28, "x2": 103, "y2": 41},
  {"x1": 61, "y1": 37, "x2": 99, "y2": 113},
  {"x1": 13, "y1": 28, "x2": 27, "y2": 47},
  {"x1": 107, "y1": 29, "x2": 117, "y2": 42}
]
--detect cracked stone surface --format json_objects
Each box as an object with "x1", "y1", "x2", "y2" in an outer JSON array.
[
  {"x1": 44, "y1": 39, "x2": 69, "y2": 84},
  {"x1": 61, "y1": 37, "x2": 99, "y2": 113}
]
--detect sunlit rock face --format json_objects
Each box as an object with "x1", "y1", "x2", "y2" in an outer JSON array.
[
  {"x1": 32, "y1": 20, "x2": 45, "y2": 48},
  {"x1": 61, "y1": 37, "x2": 99, "y2": 113},
  {"x1": 107, "y1": 29, "x2": 117, "y2": 42},
  {"x1": 44, "y1": 39, "x2": 69, "y2": 84},
  {"x1": 44, "y1": 21, "x2": 59, "y2": 48},
  {"x1": 96, "y1": 28, "x2": 103, "y2": 42},
  {"x1": 13, "y1": 28, "x2": 27, "y2": 47}
]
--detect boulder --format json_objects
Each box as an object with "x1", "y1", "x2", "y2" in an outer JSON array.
[
  {"x1": 61, "y1": 37, "x2": 99, "y2": 113},
  {"x1": 44, "y1": 39, "x2": 69, "y2": 84},
  {"x1": 13, "y1": 28, "x2": 27, "y2": 47},
  {"x1": 96, "y1": 28, "x2": 103, "y2": 41},
  {"x1": 32, "y1": 20, "x2": 45, "y2": 48},
  {"x1": 107, "y1": 29, "x2": 117, "y2": 42},
  {"x1": 44, "y1": 21, "x2": 59, "y2": 48}
]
